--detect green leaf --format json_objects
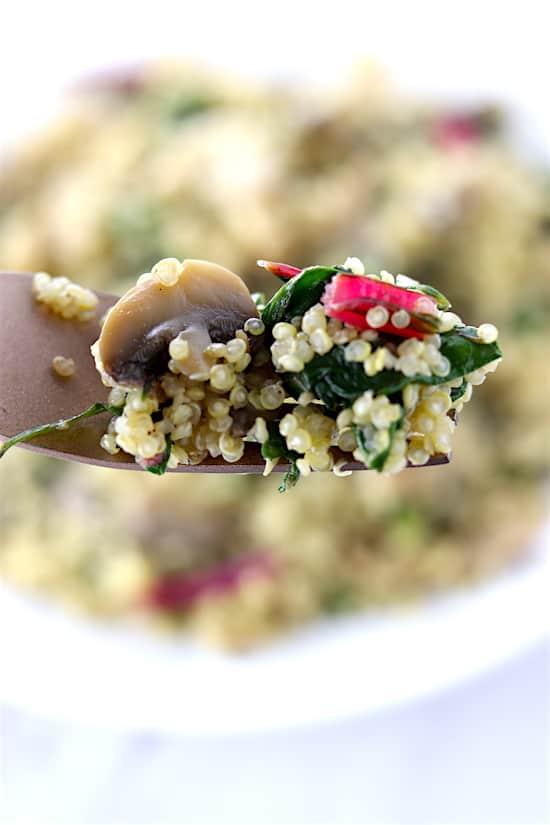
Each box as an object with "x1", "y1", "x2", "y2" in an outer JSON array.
[
  {"x1": 352, "y1": 417, "x2": 402, "y2": 473},
  {"x1": 283, "y1": 328, "x2": 501, "y2": 410},
  {"x1": 261, "y1": 266, "x2": 338, "y2": 328},
  {"x1": 279, "y1": 462, "x2": 300, "y2": 493},
  {"x1": 260, "y1": 424, "x2": 287, "y2": 460},
  {"x1": 440, "y1": 327, "x2": 502, "y2": 374},
  {"x1": 408, "y1": 283, "x2": 451, "y2": 310},
  {"x1": 145, "y1": 435, "x2": 172, "y2": 475},
  {"x1": 261, "y1": 422, "x2": 301, "y2": 492},
  {"x1": 0, "y1": 402, "x2": 123, "y2": 460},
  {"x1": 450, "y1": 379, "x2": 468, "y2": 402}
]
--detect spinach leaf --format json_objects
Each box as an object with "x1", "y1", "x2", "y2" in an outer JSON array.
[
  {"x1": 0, "y1": 402, "x2": 124, "y2": 460},
  {"x1": 440, "y1": 328, "x2": 501, "y2": 374},
  {"x1": 261, "y1": 422, "x2": 301, "y2": 492},
  {"x1": 260, "y1": 424, "x2": 287, "y2": 461},
  {"x1": 284, "y1": 346, "x2": 412, "y2": 409},
  {"x1": 261, "y1": 266, "x2": 338, "y2": 328},
  {"x1": 279, "y1": 462, "x2": 300, "y2": 493},
  {"x1": 283, "y1": 328, "x2": 501, "y2": 410}
]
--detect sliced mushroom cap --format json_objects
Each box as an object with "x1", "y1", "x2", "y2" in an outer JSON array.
[{"x1": 96, "y1": 259, "x2": 259, "y2": 387}]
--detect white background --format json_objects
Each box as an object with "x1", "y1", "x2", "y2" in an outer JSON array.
[
  {"x1": 2, "y1": 642, "x2": 547, "y2": 825},
  {"x1": 1, "y1": 1, "x2": 549, "y2": 149},
  {"x1": 1, "y1": 2, "x2": 549, "y2": 822}
]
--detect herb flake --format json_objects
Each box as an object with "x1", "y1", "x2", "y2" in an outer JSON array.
[
  {"x1": 261, "y1": 422, "x2": 301, "y2": 492},
  {"x1": 144, "y1": 435, "x2": 172, "y2": 475}
]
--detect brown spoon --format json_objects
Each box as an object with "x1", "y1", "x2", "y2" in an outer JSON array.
[{"x1": 0, "y1": 272, "x2": 449, "y2": 473}]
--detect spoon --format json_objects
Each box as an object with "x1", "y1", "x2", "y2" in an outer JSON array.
[{"x1": 0, "y1": 272, "x2": 449, "y2": 473}]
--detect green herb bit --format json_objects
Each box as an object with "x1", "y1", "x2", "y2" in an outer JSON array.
[
  {"x1": 141, "y1": 380, "x2": 153, "y2": 400},
  {"x1": 0, "y1": 402, "x2": 123, "y2": 460},
  {"x1": 144, "y1": 435, "x2": 172, "y2": 475},
  {"x1": 251, "y1": 292, "x2": 267, "y2": 311},
  {"x1": 261, "y1": 422, "x2": 301, "y2": 492},
  {"x1": 261, "y1": 265, "x2": 338, "y2": 328},
  {"x1": 353, "y1": 417, "x2": 402, "y2": 473},
  {"x1": 279, "y1": 460, "x2": 300, "y2": 493},
  {"x1": 450, "y1": 379, "x2": 468, "y2": 402},
  {"x1": 408, "y1": 283, "x2": 451, "y2": 310}
]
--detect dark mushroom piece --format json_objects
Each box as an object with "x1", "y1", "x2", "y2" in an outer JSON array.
[{"x1": 95, "y1": 259, "x2": 259, "y2": 387}]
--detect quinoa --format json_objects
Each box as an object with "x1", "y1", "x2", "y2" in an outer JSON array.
[
  {"x1": 0, "y1": 63, "x2": 547, "y2": 650},
  {"x1": 93, "y1": 258, "x2": 500, "y2": 483},
  {"x1": 107, "y1": 334, "x2": 255, "y2": 468},
  {"x1": 51, "y1": 355, "x2": 75, "y2": 377},
  {"x1": 33, "y1": 271, "x2": 98, "y2": 321}
]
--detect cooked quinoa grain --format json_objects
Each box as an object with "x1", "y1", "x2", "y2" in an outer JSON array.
[
  {"x1": 51, "y1": 355, "x2": 75, "y2": 377},
  {"x1": 33, "y1": 272, "x2": 97, "y2": 321}
]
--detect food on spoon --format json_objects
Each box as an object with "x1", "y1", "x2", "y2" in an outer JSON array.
[
  {"x1": 0, "y1": 256, "x2": 502, "y2": 484},
  {"x1": 87, "y1": 255, "x2": 501, "y2": 486}
]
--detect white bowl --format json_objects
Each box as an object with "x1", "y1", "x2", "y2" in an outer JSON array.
[
  {"x1": 2, "y1": 516, "x2": 548, "y2": 735},
  {"x1": 1, "y1": 28, "x2": 548, "y2": 735}
]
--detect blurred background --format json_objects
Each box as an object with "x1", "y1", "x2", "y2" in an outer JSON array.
[{"x1": 0, "y1": 2, "x2": 548, "y2": 823}]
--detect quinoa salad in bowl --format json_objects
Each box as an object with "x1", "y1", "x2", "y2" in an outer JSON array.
[{"x1": 0, "y1": 63, "x2": 548, "y2": 649}]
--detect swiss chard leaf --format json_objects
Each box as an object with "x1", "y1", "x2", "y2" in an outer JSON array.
[
  {"x1": 261, "y1": 422, "x2": 301, "y2": 492},
  {"x1": 283, "y1": 328, "x2": 501, "y2": 410},
  {"x1": 0, "y1": 402, "x2": 124, "y2": 460},
  {"x1": 261, "y1": 266, "x2": 338, "y2": 328}
]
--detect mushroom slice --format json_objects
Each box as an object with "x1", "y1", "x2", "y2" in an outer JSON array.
[{"x1": 95, "y1": 259, "x2": 259, "y2": 387}]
